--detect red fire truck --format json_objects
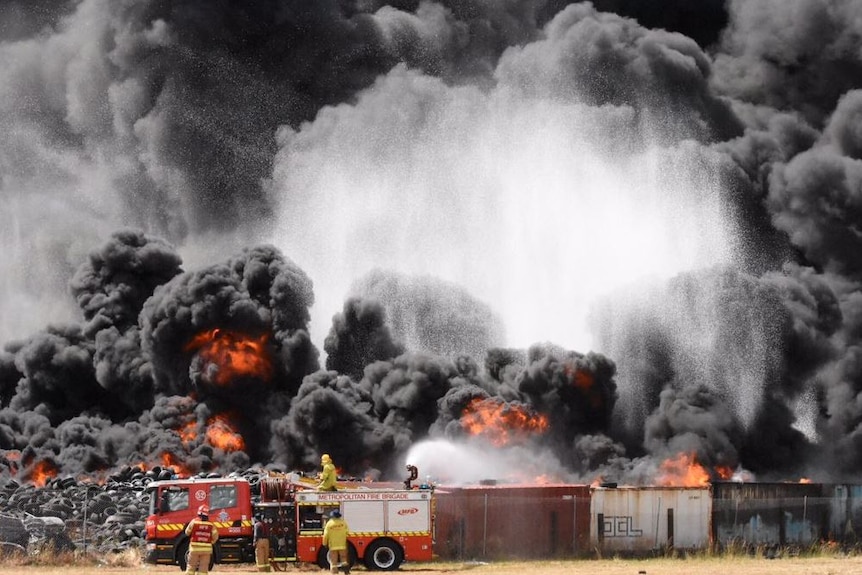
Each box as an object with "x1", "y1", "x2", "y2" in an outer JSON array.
[{"x1": 144, "y1": 473, "x2": 435, "y2": 571}]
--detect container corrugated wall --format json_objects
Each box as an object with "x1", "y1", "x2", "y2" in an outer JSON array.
[
  {"x1": 822, "y1": 483, "x2": 862, "y2": 542},
  {"x1": 590, "y1": 486, "x2": 711, "y2": 554},
  {"x1": 434, "y1": 483, "x2": 591, "y2": 559},
  {"x1": 712, "y1": 482, "x2": 828, "y2": 547}
]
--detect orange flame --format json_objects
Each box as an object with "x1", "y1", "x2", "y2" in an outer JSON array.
[
  {"x1": 656, "y1": 452, "x2": 710, "y2": 487},
  {"x1": 571, "y1": 369, "x2": 593, "y2": 391},
  {"x1": 564, "y1": 364, "x2": 603, "y2": 408},
  {"x1": 205, "y1": 414, "x2": 245, "y2": 452},
  {"x1": 78, "y1": 470, "x2": 111, "y2": 486},
  {"x1": 184, "y1": 328, "x2": 273, "y2": 385},
  {"x1": 715, "y1": 465, "x2": 734, "y2": 480},
  {"x1": 160, "y1": 452, "x2": 194, "y2": 478},
  {"x1": 177, "y1": 421, "x2": 198, "y2": 445},
  {"x1": 28, "y1": 460, "x2": 58, "y2": 487},
  {"x1": 799, "y1": 477, "x2": 812, "y2": 484},
  {"x1": 461, "y1": 398, "x2": 549, "y2": 446},
  {"x1": 3, "y1": 450, "x2": 21, "y2": 475}
]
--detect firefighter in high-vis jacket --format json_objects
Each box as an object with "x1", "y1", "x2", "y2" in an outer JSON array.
[
  {"x1": 322, "y1": 509, "x2": 349, "y2": 574},
  {"x1": 184, "y1": 505, "x2": 219, "y2": 575},
  {"x1": 317, "y1": 454, "x2": 337, "y2": 491}
]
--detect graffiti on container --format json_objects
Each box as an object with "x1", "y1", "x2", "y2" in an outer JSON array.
[{"x1": 602, "y1": 516, "x2": 643, "y2": 537}]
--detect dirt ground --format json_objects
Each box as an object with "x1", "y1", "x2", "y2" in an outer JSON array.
[{"x1": 2, "y1": 557, "x2": 862, "y2": 575}]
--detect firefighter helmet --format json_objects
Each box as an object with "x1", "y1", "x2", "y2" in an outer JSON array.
[
  {"x1": 198, "y1": 505, "x2": 209, "y2": 517},
  {"x1": 321, "y1": 453, "x2": 332, "y2": 464}
]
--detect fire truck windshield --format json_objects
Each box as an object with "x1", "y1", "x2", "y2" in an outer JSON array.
[
  {"x1": 210, "y1": 484, "x2": 237, "y2": 509},
  {"x1": 148, "y1": 487, "x2": 189, "y2": 514}
]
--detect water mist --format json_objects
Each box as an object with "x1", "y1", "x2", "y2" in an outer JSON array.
[{"x1": 271, "y1": 65, "x2": 739, "y2": 358}]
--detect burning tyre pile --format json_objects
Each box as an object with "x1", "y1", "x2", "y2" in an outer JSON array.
[{"x1": 0, "y1": 465, "x2": 264, "y2": 559}]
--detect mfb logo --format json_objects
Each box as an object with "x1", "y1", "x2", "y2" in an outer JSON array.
[{"x1": 397, "y1": 507, "x2": 419, "y2": 516}]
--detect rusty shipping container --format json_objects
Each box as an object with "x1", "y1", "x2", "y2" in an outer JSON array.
[
  {"x1": 818, "y1": 484, "x2": 862, "y2": 543},
  {"x1": 712, "y1": 482, "x2": 828, "y2": 548},
  {"x1": 434, "y1": 483, "x2": 592, "y2": 559},
  {"x1": 590, "y1": 486, "x2": 711, "y2": 554}
]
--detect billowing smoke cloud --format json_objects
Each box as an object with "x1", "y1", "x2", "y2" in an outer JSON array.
[
  {"x1": 2, "y1": 0, "x2": 862, "y2": 487},
  {"x1": 590, "y1": 0, "x2": 728, "y2": 48},
  {"x1": 349, "y1": 270, "x2": 505, "y2": 361},
  {"x1": 712, "y1": 0, "x2": 862, "y2": 126},
  {"x1": 324, "y1": 297, "x2": 405, "y2": 381}
]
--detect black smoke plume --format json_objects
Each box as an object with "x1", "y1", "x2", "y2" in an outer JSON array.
[{"x1": 2, "y1": 0, "x2": 862, "y2": 487}]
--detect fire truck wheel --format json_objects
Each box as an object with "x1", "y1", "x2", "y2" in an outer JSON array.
[
  {"x1": 176, "y1": 540, "x2": 189, "y2": 572},
  {"x1": 363, "y1": 539, "x2": 403, "y2": 571},
  {"x1": 348, "y1": 543, "x2": 358, "y2": 570}
]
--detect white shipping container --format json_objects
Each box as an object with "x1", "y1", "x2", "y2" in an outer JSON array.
[{"x1": 590, "y1": 486, "x2": 711, "y2": 553}]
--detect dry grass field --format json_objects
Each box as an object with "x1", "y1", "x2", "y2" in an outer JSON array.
[{"x1": 1, "y1": 556, "x2": 862, "y2": 575}]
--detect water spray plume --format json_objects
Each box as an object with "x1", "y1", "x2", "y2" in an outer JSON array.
[
  {"x1": 274, "y1": 73, "x2": 737, "y2": 353},
  {"x1": 405, "y1": 438, "x2": 573, "y2": 486}
]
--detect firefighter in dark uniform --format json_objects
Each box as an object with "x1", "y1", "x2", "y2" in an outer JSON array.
[
  {"x1": 253, "y1": 512, "x2": 271, "y2": 572},
  {"x1": 185, "y1": 504, "x2": 219, "y2": 575}
]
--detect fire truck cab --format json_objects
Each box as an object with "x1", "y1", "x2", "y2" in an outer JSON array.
[{"x1": 144, "y1": 476, "x2": 262, "y2": 570}]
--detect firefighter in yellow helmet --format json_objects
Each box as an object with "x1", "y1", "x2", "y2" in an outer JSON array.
[
  {"x1": 184, "y1": 505, "x2": 219, "y2": 575},
  {"x1": 323, "y1": 509, "x2": 350, "y2": 574},
  {"x1": 317, "y1": 453, "x2": 338, "y2": 491}
]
